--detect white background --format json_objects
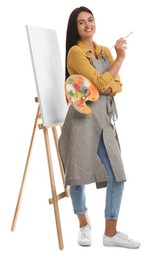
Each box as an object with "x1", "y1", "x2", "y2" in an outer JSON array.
[{"x1": 0, "y1": 0, "x2": 154, "y2": 259}]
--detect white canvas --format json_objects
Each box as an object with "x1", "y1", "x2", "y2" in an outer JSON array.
[{"x1": 26, "y1": 25, "x2": 68, "y2": 126}]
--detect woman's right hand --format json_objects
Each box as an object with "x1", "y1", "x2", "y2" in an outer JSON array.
[{"x1": 103, "y1": 87, "x2": 112, "y2": 95}]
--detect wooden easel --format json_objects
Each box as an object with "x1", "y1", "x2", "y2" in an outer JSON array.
[{"x1": 11, "y1": 97, "x2": 69, "y2": 250}]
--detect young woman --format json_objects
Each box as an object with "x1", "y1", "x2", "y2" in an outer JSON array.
[{"x1": 58, "y1": 6, "x2": 140, "y2": 249}]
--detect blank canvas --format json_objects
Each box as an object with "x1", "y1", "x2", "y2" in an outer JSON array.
[{"x1": 26, "y1": 25, "x2": 68, "y2": 126}]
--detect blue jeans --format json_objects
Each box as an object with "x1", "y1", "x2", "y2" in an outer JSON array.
[{"x1": 70, "y1": 134, "x2": 124, "y2": 220}]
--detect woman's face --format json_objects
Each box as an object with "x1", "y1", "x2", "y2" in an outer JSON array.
[{"x1": 77, "y1": 11, "x2": 96, "y2": 40}]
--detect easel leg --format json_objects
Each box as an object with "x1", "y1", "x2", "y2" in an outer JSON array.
[
  {"x1": 52, "y1": 126, "x2": 69, "y2": 197},
  {"x1": 43, "y1": 127, "x2": 64, "y2": 250},
  {"x1": 11, "y1": 106, "x2": 40, "y2": 231}
]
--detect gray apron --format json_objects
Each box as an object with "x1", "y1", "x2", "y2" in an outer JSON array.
[{"x1": 58, "y1": 51, "x2": 126, "y2": 188}]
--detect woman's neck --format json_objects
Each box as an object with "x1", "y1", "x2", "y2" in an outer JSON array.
[{"x1": 81, "y1": 39, "x2": 96, "y2": 58}]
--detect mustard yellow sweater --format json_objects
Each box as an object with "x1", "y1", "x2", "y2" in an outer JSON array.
[{"x1": 67, "y1": 40, "x2": 122, "y2": 96}]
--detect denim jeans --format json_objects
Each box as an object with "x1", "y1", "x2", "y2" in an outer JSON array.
[{"x1": 70, "y1": 134, "x2": 124, "y2": 220}]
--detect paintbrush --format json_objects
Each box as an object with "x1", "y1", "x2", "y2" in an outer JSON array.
[{"x1": 110, "y1": 31, "x2": 133, "y2": 49}]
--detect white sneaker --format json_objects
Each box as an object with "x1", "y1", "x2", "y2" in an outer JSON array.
[
  {"x1": 77, "y1": 225, "x2": 91, "y2": 246},
  {"x1": 103, "y1": 232, "x2": 140, "y2": 249}
]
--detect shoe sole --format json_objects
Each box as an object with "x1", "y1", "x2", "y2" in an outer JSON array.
[
  {"x1": 103, "y1": 242, "x2": 140, "y2": 249},
  {"x1": 78, "y1": 242, "x2": 91, "y2": 247}
]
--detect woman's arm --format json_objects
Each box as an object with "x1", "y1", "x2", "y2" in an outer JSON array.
[
  {"x1": 68, "y1": 48, "x2": 115, "y2": 94},
  {"x1": 107, "y1": 37, "x2": 126, "y2": 78},
  {"x1": 67, "y1": 40, "x2": 126, "y2": 95}
]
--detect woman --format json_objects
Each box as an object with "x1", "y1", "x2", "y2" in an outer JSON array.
[{"x1": 59, "y1": 6, "x2": 140, "y2": 249}]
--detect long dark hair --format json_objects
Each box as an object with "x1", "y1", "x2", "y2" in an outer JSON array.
[{"x1": 65, "y1": 6, "x2": 93, "y2": 79}]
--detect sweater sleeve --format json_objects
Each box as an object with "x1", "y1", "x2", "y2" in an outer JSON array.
[
  {"x1": 102, "y1": 47, "x2": 123, "y2": 95},
  {"x1": 67, "y1": 46, "x2": 122, "y2": 95}
]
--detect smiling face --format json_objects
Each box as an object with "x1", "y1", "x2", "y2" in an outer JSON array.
[{"x1": 77, "y1": 11, "x2": 96, "y2": 40}]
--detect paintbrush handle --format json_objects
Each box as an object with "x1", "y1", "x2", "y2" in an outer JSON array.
[{"x1": 110, "y1": 31, "x2": 133, "y2": 49}]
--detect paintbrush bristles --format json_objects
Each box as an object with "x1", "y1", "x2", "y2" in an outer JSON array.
[{"x1": 124, "y1": 31, "x2": 133, "y2": 39}]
